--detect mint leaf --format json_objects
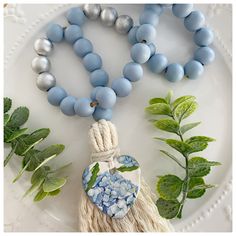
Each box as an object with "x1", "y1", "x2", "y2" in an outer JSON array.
[
  {"x1": 4, "y1": 97, "x2": 12, "y2": 113},
  {"x1": 156, "y1": 198, "x2": 180, "y2": 219},
  {"x1": 188, "y1": 141, "x2": 208, "y2": 154},
  {"x1": 149, "y1": 97, "x2": 167, "y2": 105},
  {"x1": 186, "y1": 136, "x2": 216, "y2": 143},
  {"x1": 86, "y1": 163, "x2": 100, "y2": 192},
  {"x1": 172, "y1": 95, "x2": 195, "y2": 110},
  {"x1": 154, "y1": 119, "x2": 180, "y2": 134},
  {"x1": 180, "y1": 122, "x2": 201, "y2": 134},
  {"x1": 116, "y1": 165, "x2": 139, "y2": 172},
  {"x1": 7, "y1": 107, "x2": 29, "y2": 128},
  {"x1": 43, "y1": 177, "x2": 66, "y2": 192},
  {"x1": 187, "y1": 177, "x2": 206, "y2": 199},
  {"x1": 165, "y1": 139, "x2": 192, "y2": 156},
  {"x1": 145, "y1": 103, "x2": 172, "y2": 116},
  {"x1": 5, "y1": 128, "x2": 28, "y2": 142}
]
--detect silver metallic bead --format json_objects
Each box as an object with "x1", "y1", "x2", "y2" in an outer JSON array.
[
  {"x1": 34, "y1": 38, "x2": 53, "y2": 56},
  {"x1": 83, "y1": 4, "x2": 101, "y2": 20},
  {"x1": 100, "y1": 7, "x2": 118, "y2": 27},
  {"x1": 115, "y1": 15, "x2": 134, "y2": 34},
  {"x1": 36, "y1": 72, "x2": 56, "y2": 91},
  {"x1": 31, "y1": 56, "x2": 51, "y2": 74}
]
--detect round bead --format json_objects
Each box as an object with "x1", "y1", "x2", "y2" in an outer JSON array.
[
  {"x1": 46, "y1": 24, "x2": 64, "y2": 43},
  {"x1": 131, "y1": 43, "x2": 151, "y2": 64},
  {"x1": 31, "y1": 56, "x2": 50, "y2": 74},
  {"x1": 83, "y1": 53, "x2": 102, "y2": 72},
  {"x1": 194, "y1": 27, "x2": 214, "y2": 46},
  {"x1": 115, "y1": 15, "x2": 133, "y2": 34},
  {"x1": 139, "y1": 10, "x2": 159, "y2": 26},
  {"x1": 74, "y1": 98, "x2": 95, "y2": 117},
  {"x1": 73, "y1": 38, "x2": 93, "y2": 58},
  {"x1": 100, "y1": 7, "x2": 118, "y2": 27},
  {"x1": 147, "y1": 53, "x2": 168, "y2": 74},
  {"x1": 111, "y1": 78, "x2": 132, "y2": 97},
  {"x1": 36, "y1": 72, "x2": 56, "y2": 91},
  {"x1": 66, "y1": 7, "x2": 86, "y2": 26},
  {"x1": 95, "y1": 87, "x2": 116, "y2": 109},
  {"x1": 64, "y1": 25, "x2": 83, "y2": 44},
  {"x1": 164, "y1": 63, "x2": 184, "y2": 82},
  {"x1": 90, "y1": 69, "x2": 109, "y2": 87},
  {"x1": 34, "y1": 38, "x2": 53, "y2": 56},
  {"x1": 90, "y1": 86, "x2": 103, "y2": 100},
  {"x1": 93, "y1": 107, "x2": 112, "y2": 121},
  {"x1": 144, "y1": 4, "x2": 163, "y2": 15},
  {"x1": 184, "y1": 11, "x2": 205, "y2": 32},
  {"x1": 148, "y1": 43, "x2": 156, "y2": 56},
  {"x1": 184, "y1": 60, "x2": 204, "y2": 79},
  {"x1": 136, "y1": 24, "x2": 156, "y2": 44},
  {"x1": 60, "y1": 96, "x2": 77, "y2": 116},
  {"x1": 123, "y1": 62, "x2": 143, "y2": 82},
  {"x1": 172, "y1": 4, "x2": 193, "y2": 18},
  {"x1": 128, "y1": 26, "x2": 139, "y2": 45},
  {"x1": 194, "y1": 46, "x2": 215, "y2": 65},
  {"x1": 47, "y1": 86, "x2": 67, "y2": 106},
  {"x1": 83, "y1": 4, "x2": 101, "y2": 20}
]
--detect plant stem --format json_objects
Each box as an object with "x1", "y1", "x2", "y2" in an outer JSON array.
[{"x1": 4, "y1": 143, "x2": 18, "y2": 166}]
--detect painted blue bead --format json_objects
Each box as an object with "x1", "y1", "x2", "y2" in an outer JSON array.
[
  {"x1": 139, "y1": 10, "x2": 159, "y2": 26},
  {"x1": 128, "y1": 26, "x2": 139, "y2": 45},
  {"x1": 83, "y1": 53, "x2": 102, "y2": 72},
  {"x1": 90, "y1": 69, "x2": 109, "y2": 87},
  {"x1": 148, "y1": 43, "x2": 156, "y2": 56},
  {"x1": 136, "y1": 24, "x2": 156, "y2": 44},
  {"x1": 90, "y1": 86, "x2": 103, "y2": 100},
  {"x1": 73, "y1": 38, "x2": 93, "y2": 58},
  {"x1": 164, "y1": 63, "x2": 184, "y2": 82},
  {"x1": 93, "y1": 107, "x2": 112, "y2": 121},
  {"x1": 144, "y1": 4, "x2": 163, "y2": 15},
  {"x1": 46, "y1": 24, "x2": 64, "y2": 43},
  {"x1": 194, "y1": 46, "x2": 215, "y2": 65},
  {"x1": 194, "y1": 27, "x2": 214, "y2": 46},
  {"x1": 64, "y1": 25, "x2": 83, "y2": 44},
  {"x1": 74, "y1": 98, "x2": 95, "y2": 117},
  {"x1": 47, "y1": 86, "x2": 67, "y2": 106},
  {"x1": 111, "y1": 78, "x2": 132, "y2": 97},
  {"x1": 172, "y1": 4, "x2": 193, "y2": 18},
  {"x1": 95, "y1": 87, "x2": 116, "y2": 109},
  {"x1": 147, "y1": 53, "x2": 168, "y2": 74},
  {"x1": 60, "y1": 96, "x2": 77, "y2": 116},
  {"x1": 184, "y1": 60, "x2": 204, "y2": 79},
  {"x1": 66, "y1": 7, "x2": 86, "y2": 26},
  {"x1": 131, "y1": 43, "x2": 151, "y2": 64},
  {"x1": 123, "y1": 62, "x2": 143, "y2": 82},
  {"x1": 184, "y1": 11, "x2": 205, "y2": 32}
]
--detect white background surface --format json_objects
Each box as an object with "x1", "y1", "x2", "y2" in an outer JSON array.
[{"x1": 4, "y1": 3, "x2": 232, "y2": 232}]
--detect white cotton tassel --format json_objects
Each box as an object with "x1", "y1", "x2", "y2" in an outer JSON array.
[{"x1": 78, "y1": 119, "x2": 174, "y2": 232}]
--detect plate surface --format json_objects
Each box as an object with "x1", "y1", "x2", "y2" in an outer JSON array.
[{"x1": 4, "y1": 4, "x2": 232, "y2": 232}]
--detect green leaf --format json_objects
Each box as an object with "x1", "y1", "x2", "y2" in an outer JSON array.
[
  {"x1": 4, "y1": 97, "x2": 12, "y2": 113},
  {"x1": 31, "y1": 166, "x2": 49, "y2": 185},
  {"x1": 149, "y1": 97, "x2": 167, "y2": 105},
  {"x1": 180, "y1": 122, "x2": 201, "y2": 134},
  {"x1": 157, "y1": 175, "x2": 183, "y2": 200},
  {"x1": 186, "y1": 136, "x2": 216, "y2": 143},
  {"x1": 7, "y1": 106, "x2": 29, "y2": 128},
  {"x1": 49, "y1": 189, "x2": 61, "y2": 196},
  {"x1": 34, "y1": 188, "x2": 48, "y2": 202},
  {"x1": 23, "y1": 177, "x2": 45, "y2": 197},
  {"x1": 165, "y1": 90, "x2": 173, "y2": 104},
  {"x1": 145, "y1": 103, "x2": 172, "y2": 116},
  {"x1": 86, "y1": 163, "x2": 100, "y2": 192},
  {"x1": 22, "y1": 149, "x2": 41, "y2": 171},
  {"x1": 154, "y1": 119, "x2": 180, "y2": 134},
  {"x1": 188, "y1": 141, "x2": 208, "y2": 154},
  {"x1": 165, "y1": 139, "x2": 192, "y2": 156},
  {"x1": 4, "y1": 114, "x2": 10, "y2": 126},
  {"x1": 160, "y1": 150, "x2": 185, "y2": 169},
  {"x1": 4, "y1": 126, "x2": 18, "y2": 143},
  {"x1": 172, "y1": 95, "x2": 195, "y2": 110},
  {"x1": 187, "y1": 177, "x2": 206, "y2": 199},
  {"x1": 5, "y1": 128, "x2": 28, "y2": 142},
  {"x1": 116, "y1": 165, "x2": 139, "y2": 172},
  {"x1": 156, "y1": 198, "x2": 180, "y2": 219},
  {"x1": 43, "y1": 177, "x2": 66, "y2": 192}
]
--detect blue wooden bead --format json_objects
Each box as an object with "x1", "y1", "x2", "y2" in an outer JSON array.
[
  {"x1": 147, "y1": 53, "x2": 168, "y2": 74},
  {"x1": 148, "y1": 43, "x2": 156, "y2": 56},
  {"x1": 194, "y1": 46, "x2": 215, "y2": 65},
  {"x1": 164, "y1": 63, "x2": 184, "y2": 82},
  {"x1": 74, "y1": 98, "x2": 95, "y2": 117},
  {"x1": 123, "y1": 62, "x2": 143, "y2": 82},
  {"x1": 128, "y1": 26, "x2": 139, "y2": 45},
  {"x1": 64, "y1": 25, "x2": 83, "y2": 44},
  {"x1": 46, "y1": 24, "x2": 64, "y2": 43},
  {"x1": 93, "y1": 107, "x2": 112, "y2": 121},
  {"x1": 131, "y1": 43, "x2": 151, "y2": 64},
  {"x1": 136, "y1": 24, "x2": 156, "y2": 44},
  {"x1": 66, "y1": 7, "x2": 86, "y2": 26},
  {"x1": 111, "y1": 78, "x2": 132, "y2": 97},
  {"x1": 95, "y1": 87, "x2": 116, "y2": 109},
  {"x1": 73, "y1": 38, "x2": 93, "y2": 58},
  {"x1": 47, "y1": 86, "x2": 67, "y2": 106},
  {"x1": 194, "y1": 27, "x2": 214, "y2": 46},
  {"x1": 184, "y1": 60, "x2": 204, "y2": 79},
  {"x1": 139, "y1": 10, "x2": 159, "y2": 26},
  {"x1": 60, "y1": 96, "x2": 77, "y2": 116},
  {"x1": 184, "y1": 11, "x2": 205, "y2": 32},
  {"x1": 90, "y1": 69, "x2": 109, "y2": 87},
  {"x1": 172, "y1": 4, "x2": 193, "y2": 18},
  {"x1": 144, "y1": 4, "x2": 163, "y2": 15},
  {"x1": 83, "y1": 53, "x2": 102, "y2": 72}
]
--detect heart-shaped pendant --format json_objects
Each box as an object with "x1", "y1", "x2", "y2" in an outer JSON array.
[{"x1": 82, "y1": 155, "x2": 141, "y2": 218}]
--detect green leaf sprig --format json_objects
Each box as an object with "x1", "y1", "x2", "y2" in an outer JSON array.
[
  {"x1": 145, "y1": 91, "x2": 221, "y2": 219},
  {"x1": 4, "y1": 97, "x2": 71, "y2": 202}
]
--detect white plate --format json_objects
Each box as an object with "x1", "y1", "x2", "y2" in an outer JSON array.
[{"x1": 4, "y1": 4, "x2": 232, "y2": 232}]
